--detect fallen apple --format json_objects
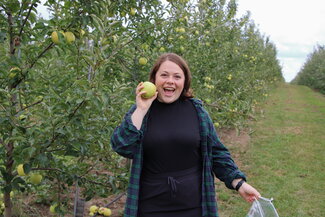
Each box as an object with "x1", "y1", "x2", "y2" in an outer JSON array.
[
  {"x1": 89, "y1": 205, "x2": 99, "y2": 213},
  {"x1": 50, "y1": 204, "x2": 58, "y2": 213},
  {"x1": 103, "y1": 208, "x2": 112, "y2": 216}
]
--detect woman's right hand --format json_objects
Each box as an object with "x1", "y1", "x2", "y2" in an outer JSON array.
[{"x1": 135, "y1": 82, "x2": 158, "y2": 111}]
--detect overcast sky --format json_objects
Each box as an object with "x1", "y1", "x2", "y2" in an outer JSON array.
[{"x1": 236, "y1": 0, "x2": 325, "y2": 82}]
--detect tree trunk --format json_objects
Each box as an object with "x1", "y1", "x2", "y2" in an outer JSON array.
[
  {"x1": 4, "y1": 141, "x2": 14, "y2": 217},
  {"x1": 4, "y1": 192, "x2": 12, "y2": 217}
]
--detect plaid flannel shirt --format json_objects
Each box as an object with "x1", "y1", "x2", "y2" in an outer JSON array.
[{"x1": 111, "y1": 98, "x2": 246, "y2": 217}]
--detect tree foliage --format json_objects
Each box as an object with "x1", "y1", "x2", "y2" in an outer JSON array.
[{"x1": 292, "y1": 45, "x2": 325, "y2": 94}]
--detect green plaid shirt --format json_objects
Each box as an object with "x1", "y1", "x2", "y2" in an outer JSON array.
[{"x1": 111, "y1": 98, "x2": 246, "y2": 217}]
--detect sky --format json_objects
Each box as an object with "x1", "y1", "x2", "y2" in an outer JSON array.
[{"x1": 236, "y1": 0, "x2": 325, "y2": 82}]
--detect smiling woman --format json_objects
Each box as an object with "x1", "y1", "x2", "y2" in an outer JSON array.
[
  {"x1": 149, "y1": 53, "x2": 193, "y2": 103},
  {"x1": 154, "y1": 60, "x2": 185, "y2": 103},
  {"x1": 111, "y1": 53, "x2": 261, "y2": 217}
]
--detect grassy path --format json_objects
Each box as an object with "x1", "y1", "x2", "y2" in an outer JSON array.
[{"x1": 217, "y1": 83, "x2": 325, "y2": 217}]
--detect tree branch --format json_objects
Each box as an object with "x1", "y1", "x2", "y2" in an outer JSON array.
[
  {"x1": 6, "y1": 9, "x2": 15, "y2": 55},
  {"x1": 30, "y1": 167, "x2": 112, "y2": 187},
  {"x1": 18, "y1": 2, "x2": 36, "y2": 37},
  {"x1": 11, "y1": 42, "x2": 54, "y2": 89},
  {"x1": 98, "y1": 19, "x2": 164, "y2": 67},
  {"x1": 0, "y1": 4, "x2": 7, "y2": 11},
  {"x1": 19, "y1": 99, "x2": 43, "y2": 112},
  {"x1": 46, "y1": 100, "x2": 86, "y2": 148}
]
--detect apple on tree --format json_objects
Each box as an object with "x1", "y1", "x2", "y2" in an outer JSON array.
[
  {"x1": 17, "y1": 164, "x2": 27, "y2": 176},
  {"x1": 159, "y1": 47, "x2": 165, "y2": 52},
  {"x1": 65, "y1": 31, "x2": 75, "y2": 43},
  {"x1": 29, "y1": 173, "x2": 43, "y2": 185},
  {"x1": 139, "y1": 57, "x2": 148, "y2": 65},
  {"x1": 8, "y1": 67, "x2": 21, "y2": 79},
  {"x1": 51, "y1": 31, "x2": 65, "y2": 44},
  {"x1": 130, "y1": 8, "x2": 136, "y2": 16}
]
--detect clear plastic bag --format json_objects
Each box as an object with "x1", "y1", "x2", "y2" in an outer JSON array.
[{"x1": 246, "y1": 197, "x2": 279, "y2": 217}]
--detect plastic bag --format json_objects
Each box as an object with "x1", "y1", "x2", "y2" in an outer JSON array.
[{"x1": 246, "y1": 197, "x2": 279, "y2": 217}]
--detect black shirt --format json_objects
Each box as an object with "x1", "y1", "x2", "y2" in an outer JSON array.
[{"x1": 142, "y1": 99, "x2": 201, "y2": 174}]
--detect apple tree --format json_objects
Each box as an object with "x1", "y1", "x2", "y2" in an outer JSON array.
[{"x1": 0, "y1": 0, "x2": 168, "y2": 216}]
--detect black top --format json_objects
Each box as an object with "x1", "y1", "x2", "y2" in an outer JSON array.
[{"x1": 142, "y1": 99, "x2": 201, "y2": 174}]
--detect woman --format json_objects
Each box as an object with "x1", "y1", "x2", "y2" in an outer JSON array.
[{"x1": 111, "y1": 53, "x2": 260, "y2": 217}]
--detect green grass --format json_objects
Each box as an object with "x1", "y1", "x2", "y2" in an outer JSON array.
[{"x1": 216, "y1": 83, "x2": 325, "y2": 217}]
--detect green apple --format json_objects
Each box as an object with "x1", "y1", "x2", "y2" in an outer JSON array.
[
  {"x1": 180, "y1": 46, "x2": 185, "y2": 52},
  {"x1": 141, "y1": 43, "x2": 149, "y2": 50},
  {"x1": 8, "y1": 72, "x2": 17, "y2": 78},
  {"x1": 98, "y1": 207, "x2": 105, "y2": 215},
  {"x1": 50, "y1": 204, "x2": 58, "y2": 213},
  {"x1": 65, "y1": 31, "x2": 75, "y2": 43},
  {"x1": 89, "y1": 205, "x2": 99, "y2": 213},
  {"x1": 103, "y1": 208, "x2": 112, "y2": 216},
  {"x1": 79, "y1": 29, "x2": 85, "y2": 37},
  {"x1": 179, "y1": 27, "x2": 186, "y2": 33},
  {"x1": 8, "y1": 67, "x2": 21, "y2": 79},
  {"x1": 17, "y1": 164, "x2": 26, "y2": 176},
  {"x1": 141, "y1": 81, "x2": 156, "y2": 98},
  {"x1": 130, "y1": 8, "x2": 136, "y2": 16},
  {"x1": 51, "y1": 31, "x2": 65, "y2": 44},
  {"x1": 112, "y1": 35, "x2": 118, "y2": 42},
  {"x1": 139, "y1": 57, "x2": 148, "y2": 65},
  {"x1": 19, "y1": 114, "x2": 27, "y2": 120},
  {"x1": 30, "y1": 173, "x2": 42, "y2": 185},
  {"x1": 36, "y1": 95, "x2": 43, "y2": 101}
]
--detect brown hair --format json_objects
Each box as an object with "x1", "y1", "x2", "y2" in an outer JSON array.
[{"x1": 149, "y1": 53, "x2": 194, "y2": 99}]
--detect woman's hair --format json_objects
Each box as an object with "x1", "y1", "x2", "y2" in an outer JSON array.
[{"x1": 149, "y1": 53, "x2": 194, "y2": 99}]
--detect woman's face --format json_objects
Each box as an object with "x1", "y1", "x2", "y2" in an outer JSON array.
[{"x1": 155, "y1": 60, "x2": 185, "y2": 104}]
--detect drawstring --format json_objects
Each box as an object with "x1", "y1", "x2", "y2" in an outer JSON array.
[{"x1": 167, "y1": 176, "x2": 180, "y2": 198}]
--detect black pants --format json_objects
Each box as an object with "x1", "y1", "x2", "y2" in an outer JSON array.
[{"x1": 138, "y1": 166, "x2": 202, "y2": 217}]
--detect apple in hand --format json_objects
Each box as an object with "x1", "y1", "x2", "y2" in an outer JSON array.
[{"x1": 141, "y1": 81, "x2": 156, "y2": 98}]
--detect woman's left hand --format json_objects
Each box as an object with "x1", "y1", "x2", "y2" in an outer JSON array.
[{"x1": 238, "y1": 182, "x2": 261, "y2": 203}]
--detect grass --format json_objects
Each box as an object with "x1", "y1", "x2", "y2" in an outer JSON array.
[{"x1": 216, "y1": 83, "x2": 325, "y2": 217}]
